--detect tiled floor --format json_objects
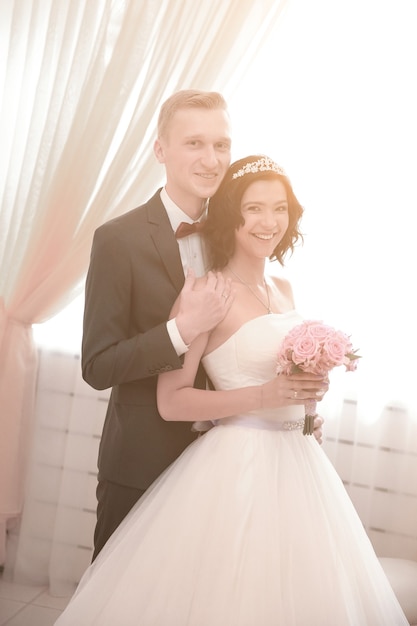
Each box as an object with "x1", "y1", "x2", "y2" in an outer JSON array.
[
  {"x1": 0, "y1": 574, "x2": 71, "y2": 626},
  {"x1": 1, "y1": 571, "x2": 415, "y2": 626}
]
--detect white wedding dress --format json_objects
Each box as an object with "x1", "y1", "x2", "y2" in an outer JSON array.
[{"x1": 55, "y1": 312, "x2": 408, "y2": 625}]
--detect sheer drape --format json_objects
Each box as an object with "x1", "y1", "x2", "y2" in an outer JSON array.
[
  {"x1": 0, "y1": 0, "x2": 288, "y2": 589},
  {"x1": 3, "y1": 0, "x2": 416, "y2": 597},
  {"x1": 244, "y1": 0, "x2": 417, "y2": 567}
]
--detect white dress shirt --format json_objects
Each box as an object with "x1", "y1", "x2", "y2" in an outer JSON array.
[{"x1": 160, "y1": 188, "x2": 209, "y2": 355}]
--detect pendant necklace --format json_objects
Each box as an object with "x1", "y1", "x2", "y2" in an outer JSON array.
[{"x1": 228, "y1": 268, "x2": 272, "y2": 314}]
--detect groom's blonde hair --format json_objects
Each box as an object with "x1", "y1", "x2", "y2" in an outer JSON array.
[{"x1": 157, "y1": 90, "x2": 228, "y2": 140}]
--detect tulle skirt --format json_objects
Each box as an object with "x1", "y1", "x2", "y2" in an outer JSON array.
[{"x1": 55, "y1": 422, "x2": 408, "y2": 625}]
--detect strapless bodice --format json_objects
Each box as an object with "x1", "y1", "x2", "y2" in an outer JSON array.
[{"x1": 202, "y1": 311, "x2": 305, "y2": 427}]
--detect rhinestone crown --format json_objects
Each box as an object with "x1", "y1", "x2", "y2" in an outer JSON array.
[{"x1": 231, "y1": 156, "x2": 285, "y2": 180}]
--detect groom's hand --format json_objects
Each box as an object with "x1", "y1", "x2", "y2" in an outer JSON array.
[{"x1": 176, "y1": 269, "x2": 234, "y2": 346}]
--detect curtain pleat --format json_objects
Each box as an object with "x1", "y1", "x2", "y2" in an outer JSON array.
[
  {"x1": 5, "y1": 0, "x2": 416, "y2": 596},
  {"x1": 0, "y1": 0, "x2": 288, "y2": 586}
]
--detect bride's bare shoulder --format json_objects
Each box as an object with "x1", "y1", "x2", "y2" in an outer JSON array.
[
  {"x1": 269, "y1": 273, "x2": 293, "y2": 293},
  {"x1": 269, "y1": 274, "x2": 296, "y2": 310}
]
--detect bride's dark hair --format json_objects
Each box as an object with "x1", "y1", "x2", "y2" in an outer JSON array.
[{"x1": 203, "y1": 155, "x2": 304, "y2": 270}]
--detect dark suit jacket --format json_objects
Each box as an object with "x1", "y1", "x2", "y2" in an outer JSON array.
[{"x1": 82, "y1": 190, "x2": 201, "y2": 490}]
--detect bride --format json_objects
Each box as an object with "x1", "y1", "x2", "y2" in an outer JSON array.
[{"x1": 55, "y1": 155, "x2": 407, "y2": 625}]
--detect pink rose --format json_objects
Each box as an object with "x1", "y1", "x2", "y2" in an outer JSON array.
[
  {"x1": 304, "y1": 320, "x2": 333, "y2": 342},
  {"x1": 322, "y1": 331, "x2": 349, "y2": 367},
  {"x1": 291, "y1": 334, "x2": 321, "y2": 366}
]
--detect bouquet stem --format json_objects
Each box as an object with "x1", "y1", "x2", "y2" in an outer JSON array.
[{"x1": 303, "y1": 399, "x2": 318, "y2": 436}]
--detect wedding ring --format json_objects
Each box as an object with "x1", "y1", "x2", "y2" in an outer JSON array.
[{"x1": 293, "y1": 390, "x2": 298, "y2": 399}]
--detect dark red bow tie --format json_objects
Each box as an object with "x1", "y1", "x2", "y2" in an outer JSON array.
[{"x1": 175, "y1": 221, "x2": 203, "y2": 239}]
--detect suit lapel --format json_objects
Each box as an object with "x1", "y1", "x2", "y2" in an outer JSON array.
[{"x1": 147, "y1": 192, "x2": 185, "y2": 293}]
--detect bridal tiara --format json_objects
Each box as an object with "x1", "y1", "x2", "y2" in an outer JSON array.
[{"x1": 231, "y1": 156, "x2": 285, "y2": 180}]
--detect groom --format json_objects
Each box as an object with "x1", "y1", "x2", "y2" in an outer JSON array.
[{"x1": 82, "y1": 89, "x2": 324, "y2": 560}]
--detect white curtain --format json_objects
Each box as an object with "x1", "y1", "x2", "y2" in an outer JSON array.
[
  {"x1": 239, "y1": 0, "x2": 417, "y2": 564},
  {"x1": 0, "y1": 0, "x2": 289, "y2": 590},
  {"x1": 227, "y1": 0, "x2": 417, "y2": 413},
  {"x1": 3, "y1": 0, "x2": 417, "y2": 596}
]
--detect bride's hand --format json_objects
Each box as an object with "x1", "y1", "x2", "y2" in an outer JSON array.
[{"x1": 261, "y1": 372, "x2": 329, "y2": 409}]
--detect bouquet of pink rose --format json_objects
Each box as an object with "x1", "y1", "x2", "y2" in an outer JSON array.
[{"x1": 276, "y1": 320, "x2": 361, "y2": 435}]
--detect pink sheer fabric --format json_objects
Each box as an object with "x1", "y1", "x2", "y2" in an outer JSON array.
[
  {"x1": 0, "y1": 304, "x2": 37, "y2": 564},
  {"x1": 0, "y1": 0, "x2": 288, "y2": 578}
]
